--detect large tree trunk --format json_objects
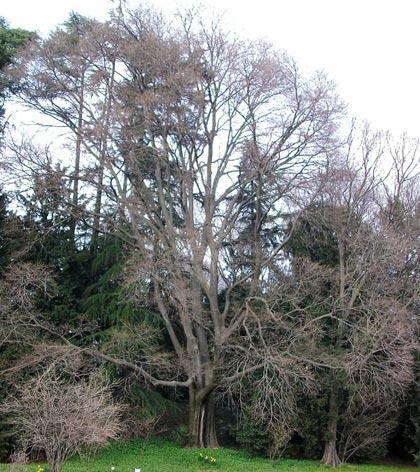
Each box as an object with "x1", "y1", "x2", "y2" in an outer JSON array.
[
  {"x1": 321, "y1": 387, "x2": 341, "y2": 467},
  {"x1": 188, "y1": 387, "x2": 219, "y2": 448}
]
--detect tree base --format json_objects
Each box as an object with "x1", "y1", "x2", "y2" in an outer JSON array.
[
  {"x1": 321, "y1": 443, "x2": 341, "y2": 468},
  {"x1": 188, "y1": 390, "x2": 219, "y2": 449}
]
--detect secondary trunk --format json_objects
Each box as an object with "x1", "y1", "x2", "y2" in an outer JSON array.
[
  {"x1": 69, "y1": 71, "x2": 85, "y2": 245},
  {"x1": 90, "y1": 164, "x2": 104, "y2": 251},
  {"x1": 188, "y1": 387, "x2": 219, "y2": 448},
  {"x1": 321, "y1": 387, "x2": 341, "y2": 467},
  {"x1": 91, "y1": 59, "x2": 115, "y2": 252}
]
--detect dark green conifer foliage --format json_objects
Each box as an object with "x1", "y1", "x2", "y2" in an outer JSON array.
[
  {"x1": 0, "y1": 17, "x2": 33, "y2": 125},
  {"x1": 81, "y1": 234, "x2": 171, "y2": 418},
  {"x1": 407, "y1": 355, "x2": 420, "y2": 464},
  {"x1": 0, "y1": 193, "x2": 30, "y2": 460}
]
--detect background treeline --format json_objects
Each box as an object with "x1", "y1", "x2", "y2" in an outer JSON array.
[{"x1": 0, "y1": 4, "x2": 418, "y2": 469}]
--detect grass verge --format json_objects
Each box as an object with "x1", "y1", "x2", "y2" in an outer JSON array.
[{"x1": 1, "y1": 438, "x2": 416, "y2": 472}]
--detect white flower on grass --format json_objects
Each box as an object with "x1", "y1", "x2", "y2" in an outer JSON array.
[{"x1": 111, "y1": 467, "x2": 115, "y2": 471}]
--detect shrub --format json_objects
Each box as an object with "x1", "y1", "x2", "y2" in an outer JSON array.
[
  {"x1": 2, "y1": 373, "x2": 124, "y2": 472},
  {"x1": 235, "y1": 418, "x2": 270, "y2": 457},
  {"x1": 170, "y1": 424, "x2": 190, "y2": 447}
]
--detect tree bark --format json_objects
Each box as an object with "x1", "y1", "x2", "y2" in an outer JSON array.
[
  {"x1": 188, "y1": 387, "x2": 219, "y2": 448},
  {"x1": 91, "y1": 59, "x2": 115, "y2": 252},
  {"x1": 321, "y1": 386, "x2": 341, "y2": 467},
  {"x1": 69, "y1": 70, "x2": 85, "y2": 245}
]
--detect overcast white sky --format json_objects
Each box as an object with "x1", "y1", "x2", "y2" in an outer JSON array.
[{"x1": 2, "y1": 0, "x2": 420, "y2": 136}]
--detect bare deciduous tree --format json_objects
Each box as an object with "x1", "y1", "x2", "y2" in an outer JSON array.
[
  {"x1": 95, "y1": 7, "x2": 343, "y2": 447},
  {"x1": 286, "y1": 125, "x2": 419, "y2": 466}
]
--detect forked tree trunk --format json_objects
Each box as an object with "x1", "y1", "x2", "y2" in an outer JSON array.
[
  {"x1": 321, "y1": 387, "x2": 341, "y2": 467},
  {"x1": 188, "y1": 387, "x2": 219, "y2": 448}
]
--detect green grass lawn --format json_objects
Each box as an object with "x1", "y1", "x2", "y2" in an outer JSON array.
[{"x1": 1, "y1": 439, "x2": 416, "y2": 472}]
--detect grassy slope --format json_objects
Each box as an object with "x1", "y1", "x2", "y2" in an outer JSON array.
[{"x1": 2, "y1": 439, "x2": 416, "y2": 472}]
